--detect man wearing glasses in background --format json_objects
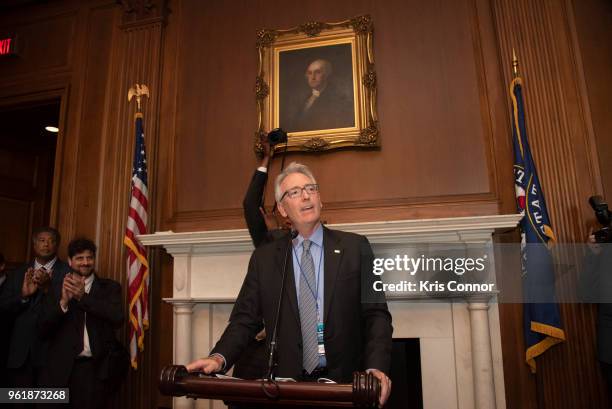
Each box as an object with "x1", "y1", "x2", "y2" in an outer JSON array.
[{"x1": 187, "y1": 162, "x2": 393, "y2": 407}]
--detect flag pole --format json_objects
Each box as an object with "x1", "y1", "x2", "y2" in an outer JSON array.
[
  {"x1": 125, "y1": 83, "x2": 151, "y2": 369},
  {"x1": 509, "y1": 50, "x2": 565, "y2": 373},
  {"x1": 512, "y1": 48, "x2": 519, "y2": 79}
]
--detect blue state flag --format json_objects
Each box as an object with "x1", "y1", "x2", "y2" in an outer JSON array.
[{"x1": 511, "y1": 77, "x2": 565, "y2": 373}]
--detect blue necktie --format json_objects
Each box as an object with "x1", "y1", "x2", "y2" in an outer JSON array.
[{"x1": 299, "y1": 239, "x2": 318, "y2": 374}]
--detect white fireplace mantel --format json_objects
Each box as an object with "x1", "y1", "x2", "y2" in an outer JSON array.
[{"x1": 139, "y1": 214, "x2": 521, "y2": 409}]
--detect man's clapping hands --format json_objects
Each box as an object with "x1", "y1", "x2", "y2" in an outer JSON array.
[
  {"x1": 33, "y1": 268, "x2": 51, "y2": 288},
  {"x1": 21, "y1": 267, "x2": 52, "y2": 298},
  {"x1": 60, "y1": 273, "x2": 86, "y2": 310}
]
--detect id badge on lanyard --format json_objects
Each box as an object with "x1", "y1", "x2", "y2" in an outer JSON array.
[{"x1": 316, "y1": 305, "x2": 325, "y2": 357}]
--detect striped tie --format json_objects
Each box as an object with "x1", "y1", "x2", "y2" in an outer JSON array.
[{"x1": 299, "y1": 239, "x2": 319, "y2": 374}]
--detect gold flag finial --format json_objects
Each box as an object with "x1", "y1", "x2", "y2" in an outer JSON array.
[
  {"x1": 512, "y1": 49, "x2": 519, "y2": 78},
  {"x1": 128, "y1": 84, "x2": 150, "y2": 112}
]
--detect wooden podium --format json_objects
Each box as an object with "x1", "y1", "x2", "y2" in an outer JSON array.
[{"x1": 159, "y1": 365, "x2": 380, "y2": 408}]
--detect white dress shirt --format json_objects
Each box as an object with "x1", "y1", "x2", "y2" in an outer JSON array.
[
  {"x1": 304, "y1": 89, "x2": 321, "y2": 112},
  {"x1": 60, "y1": 274, "x2": 95, "y2": 357},
  {"x1": 34, "y1": 257, "x2": 57, "y2": 275}
]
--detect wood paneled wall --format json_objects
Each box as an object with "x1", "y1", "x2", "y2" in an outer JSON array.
[
  {"x1": 492, "y1": 0, "x2": 610, "y2": 407},
  {"x1": 0, "y1": 0, "x2": 610, "y2": 408},
  {"x1": 572, "y1": 0, "x2": 612, "y2": 200},
  {"x1": 160, "y1": 0, "x2": 515, "y2": 233}
]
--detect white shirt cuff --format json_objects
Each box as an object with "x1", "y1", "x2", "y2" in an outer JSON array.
[
  {"x1": 257, "y1": 166, "x2": 268, "y2": 173},
  {"x1": 209, "y1": 353, "x2": 227, "y2": 371}
]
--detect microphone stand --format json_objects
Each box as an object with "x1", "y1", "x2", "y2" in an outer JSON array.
[{"x1": 262, "y1": 229, "x2": 297, "y2": 396}]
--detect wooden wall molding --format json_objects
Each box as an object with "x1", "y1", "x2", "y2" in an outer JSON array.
[
  {"x1": 96, "y1": 12, "x2": 164, "y2": 284},
  {"x1": 116, "y1": 0, "x2": 167, "y2": 28},
  {"x1": 59, "y1": 3, "x2": 116, "y2": 249},
  {"x1": 168, "y1": 194, "x2": 502, "y2": 231},
  {"x1": 0, "y1": 10, "x2": 77, "y2": 85},
  {"x1": 168, "y1": 200, "x2": 503, "y2": 233}
]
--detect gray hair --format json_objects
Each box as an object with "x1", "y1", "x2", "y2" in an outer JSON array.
[{"x1": 274, "y1": 162, "x2": 317, "y2": 203}]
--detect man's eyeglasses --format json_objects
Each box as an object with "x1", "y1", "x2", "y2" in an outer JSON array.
[{"x1": 280, "y1": 184, "x2": 319, "y2": 201}]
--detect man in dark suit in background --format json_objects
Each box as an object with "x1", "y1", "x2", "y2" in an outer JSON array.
[
  {"x1": 583, "y1": 229, "x2": 612, "y2": 407},
  {"x1": 236, "y1": 135, "x2": 295, "y2": 381},
  {"x1": 0, "y1": 227, "x2": 70, "y2": 389},
  {"x1": 0, "y1": 252, "x2": 10, "y2": 386},
  {"x1": 0, "y1": 252, "x2": 6, "y2": 288},
  {"x1": 234, "y1": 137, "x2": 284, "y2": 381},
  {"x1": 37, "y1": 238, "x2": 124, "y2": 409},
  {"x1": 243, "y1": 137, "x2": 289, "y2": 248},
  {"x1": 188, "y1": 162, "x2": 392, "y2": 407}
]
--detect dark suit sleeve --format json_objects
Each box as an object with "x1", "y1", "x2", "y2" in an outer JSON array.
[
  {"x1": 579, "y1": 247, "x2": 612, "y2": 304},
  {"x1": 359, "y1": 236, "x2": 393, "y2": 374},
  {"x1": 0, "y1": 268, "x2": 31, "y2": 315},
  {"x1": 243, "y1": 170, "x2": 269, "y2": 248},
  {"x1": 79, "y1": 280, "x2": 124, "y2": 329},
  {"x1": 211, "y1": 252, "x2": 263, "y2": 370}
]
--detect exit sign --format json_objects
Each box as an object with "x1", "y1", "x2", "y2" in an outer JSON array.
[{"x1": 0, "y1": 36, "x2": 17, "y2": 56}]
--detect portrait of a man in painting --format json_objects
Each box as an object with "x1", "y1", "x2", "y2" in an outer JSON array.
[{"x1": 279, "y1": 43, "x2": 356, "y2": 133}]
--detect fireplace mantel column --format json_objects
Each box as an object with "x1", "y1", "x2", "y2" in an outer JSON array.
[
  {"x1": 171, "y1": 301, "x2": 195, "y2": 409},
  {"x1": 166, "y1": 245, "x2": 195, "y2": 409},
  {"x1": 467, "y1": 296, "x2": 497, "y2": 409}
]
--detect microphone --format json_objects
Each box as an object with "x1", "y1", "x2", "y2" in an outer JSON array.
[{"x1": 265, "y1": 229, "x2": 298, "y2": 382}]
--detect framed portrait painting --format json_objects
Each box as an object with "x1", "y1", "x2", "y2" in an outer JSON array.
[{"x1": 255, "y1": 15, "x2": 380, "y2": 153}]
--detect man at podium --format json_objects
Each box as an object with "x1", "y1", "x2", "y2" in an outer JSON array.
[{"x1": 187, "y1": 162, "x2": 393, "y2": 407}]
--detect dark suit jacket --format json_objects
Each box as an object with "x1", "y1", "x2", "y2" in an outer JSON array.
[
  {"x1": 289, "y1": 86, "x2": 355, "y2": 133},
  {"x1": 212, "y1": 227, "x2": 392, "y2": 382},
  {"x1": 0, "y1": 273, "x2": 13, "y2": 383},
  {"x1": 243, "y1": 170, "x2": 290, "y2": 248},
  {"x1": 243, "y1": 170, "x2": 269, "y2": 248},
  {"x1": 237, "y1": 170, "x2": 291, "y2": 380},
  {"x1": 37, "y1": 274, "x2": 124, "y2": 386},
  {"x1": 580, "y1": 250, "x2": 612, "y2": 364},
  {"x1": 0, "y1": 260, "x2": 70, "y2": 369}
]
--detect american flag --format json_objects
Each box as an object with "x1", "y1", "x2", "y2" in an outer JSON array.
[{"x1": 124, "y1": 112, "x2": 150, "y2": 369}]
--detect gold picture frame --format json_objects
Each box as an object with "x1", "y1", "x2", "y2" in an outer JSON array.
[{"x1": 255, "y1": 15, "x2": 379, "y2": 154}]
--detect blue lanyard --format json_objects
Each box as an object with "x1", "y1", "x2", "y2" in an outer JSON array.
[{"x1": 293, "y1": 243, "x2": 323, "y2": 306}]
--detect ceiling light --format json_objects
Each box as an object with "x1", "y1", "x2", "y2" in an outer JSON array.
[{"x1": 45, "y1": 126, "x2": 59, "y2": 133}]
